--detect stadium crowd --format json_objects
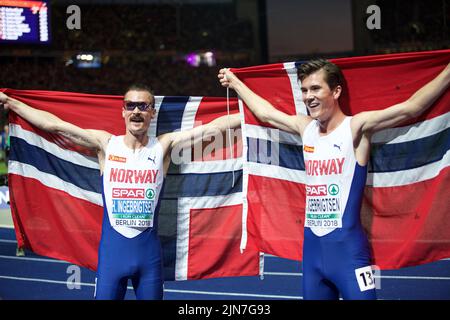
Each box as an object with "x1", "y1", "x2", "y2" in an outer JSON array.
[{"x1": 1, "y1": 3, "x2": 255, "y2": 97}]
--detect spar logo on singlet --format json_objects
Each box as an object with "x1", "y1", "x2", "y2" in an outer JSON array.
[
  {"x1": 328, "y1": 184, "x2": 339, "y2": 196},
  {"x1": 305, "y1": 158, "x2": 345, "y2": 176},
  {"x1": 112, "y1": 188, "x2": 155, "y2": 199},
  {"x1": 306, "y1": 184, "x2": 340, "y2": 197}
]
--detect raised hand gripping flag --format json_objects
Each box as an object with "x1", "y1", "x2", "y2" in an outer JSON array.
[
  {"x1": 4, "y1": 89, "x2": 262, "y2": 280},
  {"x1": 236, "y1": 49, "x2": 450, "y2": 269}
]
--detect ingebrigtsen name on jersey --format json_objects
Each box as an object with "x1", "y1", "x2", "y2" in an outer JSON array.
[
  {"x1": 109, "y1": 168, "x2": 159, "y2": 184},
  {"x1": 305, "y1": 158, "x2": 345, "y2": 176}
]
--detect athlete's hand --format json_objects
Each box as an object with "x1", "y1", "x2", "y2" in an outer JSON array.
[
  {"x1": 0, "y1": 92, "x2": 10, "y2": 111},
  {"x1": 218, "y1": 68, "x2": 238, "y2": 90}
]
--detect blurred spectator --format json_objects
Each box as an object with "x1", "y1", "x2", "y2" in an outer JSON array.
[{"x1": 0, "y1": 124, "x2": 9, "y2": 164}]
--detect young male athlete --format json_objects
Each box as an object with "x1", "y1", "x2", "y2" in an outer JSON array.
[
  {"x1": 0, "y1": 86, "x2": 240, "y2": 300},
  {"x1": 218, "y1": 60, "x2": 450, "y2": 299}
]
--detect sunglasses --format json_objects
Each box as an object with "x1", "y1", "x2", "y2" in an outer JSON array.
[{"x1": 123, "y1": 101, "x2": 154, "y2": 111}]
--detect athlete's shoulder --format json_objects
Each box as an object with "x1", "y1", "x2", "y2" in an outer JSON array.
[
  {"x1": 350, "y1": 111, "x2": 376, "y2": 134},
  {"x1": 296, "y1": 114, "x2": 314, "y2": 137},
  {"x1": 85, "y1": 129, "x2": 113, "y2": 151},
  {"x1": 155, "y1": 132, "x2": 175, "y2": 153}
]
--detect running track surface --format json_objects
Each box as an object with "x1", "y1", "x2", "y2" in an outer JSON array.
[{"x1": 0, "y1": 227, "x2": 449, "y2": 300}]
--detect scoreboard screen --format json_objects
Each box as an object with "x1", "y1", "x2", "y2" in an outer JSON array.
[{"x1": 0, "y1": 0, "x2": 50, "y2": 44}]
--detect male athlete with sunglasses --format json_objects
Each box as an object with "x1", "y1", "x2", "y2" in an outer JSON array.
[{"x1": 0, "y1": 85, "x2": 240, "y2": 299}]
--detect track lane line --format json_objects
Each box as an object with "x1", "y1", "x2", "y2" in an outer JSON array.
[
  {"x1": 0, "y1": 275, "x2": 302, "y2": 299},
  {"x1": 264, "y1": 271, "x2": 450, "y2": 280}
]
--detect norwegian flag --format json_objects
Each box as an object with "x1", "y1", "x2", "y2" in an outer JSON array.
[
  {"x1": 236, "y1": 49, "x2": 450, "y2": 269},
  {"x1": 4, "y1": 49, "x2": 450, "y2": 279},
  {"x1": 4, "y1": 89, "x2": 262, "y2": 280}
]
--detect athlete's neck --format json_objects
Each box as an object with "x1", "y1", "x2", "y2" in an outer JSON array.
[
  {"x1": 123, "y1": 133, "x2": 149, "y2": 151},
  {"x1": 317, "y1": 109, "x2": 346, "y2": 136}
]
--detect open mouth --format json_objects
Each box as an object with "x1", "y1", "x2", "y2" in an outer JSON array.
[{"x1": 308, "y1": 102, "x2": 319, "y2": 108}]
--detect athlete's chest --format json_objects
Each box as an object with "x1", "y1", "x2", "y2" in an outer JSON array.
[
  {"x1": 303, "y1": 133, "x2": 353, "y2": 178},
  {"x1": 104, "y1": 137, "x2": 164, "y2": 185}
]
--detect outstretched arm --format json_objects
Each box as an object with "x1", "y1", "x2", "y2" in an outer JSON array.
[
  {"x1": 218, "y1": 68, "x2": 311, "y2": 136},
  {"x1": 0, "y1": 92, "x2": 110, "y2": 151},
  {"x1": 168, "y1": 113, "x2": 241, "y2": 150},
  {"x1": 354, "y1": 63, "x2": 450, "y2": 134}
]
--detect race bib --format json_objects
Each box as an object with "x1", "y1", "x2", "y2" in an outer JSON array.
[
  {"x1": 304, "y1": 183, "x2": 342, "y2": 229},
  {"x1": 111, "y1": 187, "x2": 155, "y2": 228},
  {"x1": 355, "y1": 266, "x2": 376, "y2": 292}
]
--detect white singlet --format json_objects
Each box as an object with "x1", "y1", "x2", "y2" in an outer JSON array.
[{"x1": 102, "y1": 135, "x2": 164, "y2": 238}]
